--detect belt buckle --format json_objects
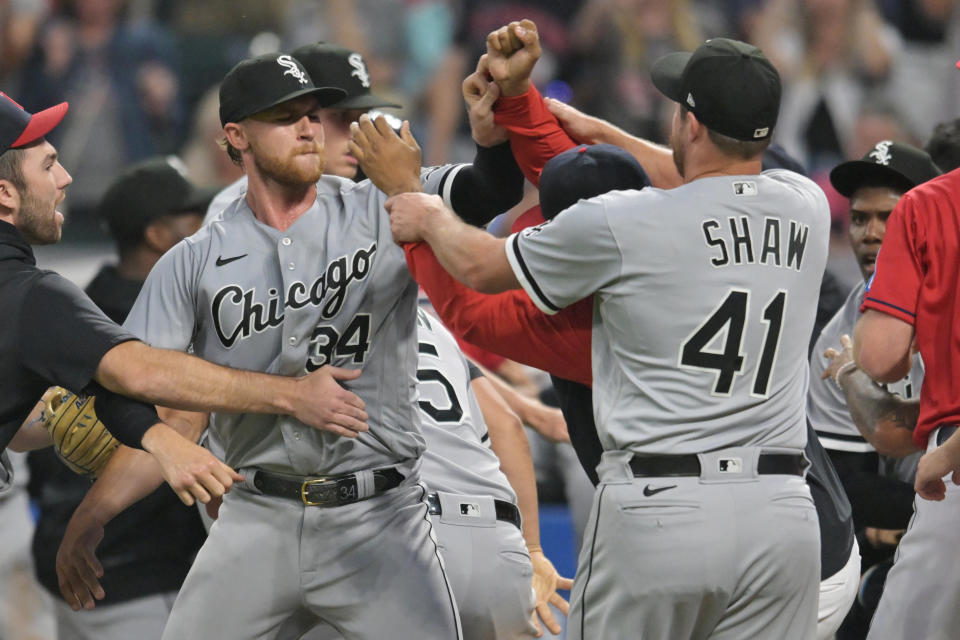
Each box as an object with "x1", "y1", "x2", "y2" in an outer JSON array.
[{"x1": 301, "y1": 477, "x2": 335, "y2": 506}]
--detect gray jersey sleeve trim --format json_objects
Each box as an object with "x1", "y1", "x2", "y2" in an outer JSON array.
[
  {"x1": 439, "y1": 164, "x2": 467, "y2": 210},
  {"x1": 505, "y1": 233, "x2": 560, "y2": 315}
]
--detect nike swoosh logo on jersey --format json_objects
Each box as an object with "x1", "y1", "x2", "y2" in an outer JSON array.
[
  {"x1": 643, "y1": 484, "x2": 677, "y2": 497},
  {"x1": 215, "y1": 254, "x2": 248, "y2": 267}
]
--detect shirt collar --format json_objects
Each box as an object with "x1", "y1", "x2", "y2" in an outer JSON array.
[{"x1": 0, "y1": 219, "x2": 37, "y2": 266}]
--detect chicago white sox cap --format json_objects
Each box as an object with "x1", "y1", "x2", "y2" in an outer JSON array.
[
  {"x1": 830, "y1": 141, "x2": 941, "y2": 198},
  {"x1": 290, "y1": 43, "x2": 401, "y2": 110},
  {"x1": 218, "y1": 53, "x2": 346, "y2": 126},
  {"x1": 651, "y1": 38, "x2": 781, "y2": 142}
]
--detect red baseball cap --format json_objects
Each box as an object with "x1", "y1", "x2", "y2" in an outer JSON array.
[{"x1": 0, "y1": 92, "x2": 68, "y2": 154}]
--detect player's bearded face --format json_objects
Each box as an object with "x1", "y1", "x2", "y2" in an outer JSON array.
[
  {"x1": 250, "y1": 135, "x2": 325, "y2": 186},
  {"x1": 14, "y1": 141, "x2": 70, "y2": 245},
  {"x1": 246, "y1": 98, "x2": 326, "y2": 186}
]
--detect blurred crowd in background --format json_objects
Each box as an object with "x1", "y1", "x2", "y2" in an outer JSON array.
[{"x1": 1, "y1": 0, "x2": 958, "y2": 245}]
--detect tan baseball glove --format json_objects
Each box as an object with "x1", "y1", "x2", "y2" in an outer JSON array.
[{"x1": 42, "y1": 387, "x2": 119, "y2": 477}]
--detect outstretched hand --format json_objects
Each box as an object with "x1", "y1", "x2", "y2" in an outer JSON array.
[
  {"x1": 349, "y1": 114, "x2": 422, "y2": 196},
  {"x1": 463, "y1": 55, "x2": 508, "y2": 147},
  {"x1": 529, "y1": 545, "x2": 574, "y2": 636},
  {"x1": 822, "y1": 334, "x2": 856, "y2": 385},
  {"x1": 56, "y1": 509, "x2": 106, "y2": 611},
  {"x1": 485, "y1": 19, "x2": 542, "y2": 97},
  {"x1": 141, "y1": 423, "x2": 244, "y2": 506},
  {"x1": 295, "y1": 365, "x2": 369, "y2": 437}
]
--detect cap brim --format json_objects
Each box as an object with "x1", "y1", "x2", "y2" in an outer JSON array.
[
  {"x1": 331, "y1": 93, "x2": 402, "y2": 110},
  {"x1": 829, "y1": 161, "x2": 915, "y2": 197},
  {"x1": 651, "y1": 52, "x2": 691, "y2": 102},
  {"x1": 233, "y1": 86, "x2": 348, "y2": 124},
  {"x1": 11, "y1": 102, "x2": 68, "y2": 147}
]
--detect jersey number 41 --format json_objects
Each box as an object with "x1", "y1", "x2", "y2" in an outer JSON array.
[{"x1": 678, "y1": 288, "x2": 787, "y2": 398}]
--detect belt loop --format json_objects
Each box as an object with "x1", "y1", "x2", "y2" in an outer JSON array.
[{"x1": 355, "y1": 469, "x2": 375, "y2": 499}]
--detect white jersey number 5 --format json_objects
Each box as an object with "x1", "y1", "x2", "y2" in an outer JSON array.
[{"x1": 678, "y1": 289, "x2": 787, "y2": 398}]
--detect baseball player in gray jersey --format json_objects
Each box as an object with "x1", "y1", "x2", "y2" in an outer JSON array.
[
  {"x1": 291, "y1": 308, "x2": 562, "y2": 640},
  {"x1": 387, "y1": 37, "x2": 830, "y2": 639},
  {"x1": 123, "y1": 53, "x2": 473, "y2": 640}
]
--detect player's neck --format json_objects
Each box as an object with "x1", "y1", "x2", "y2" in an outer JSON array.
[
  {"x1": 682, "y1": 149, "x2": 763, "y2": 183},
  {"x1": 244, "y1": 175, "x2": 318, "y2": 232}
]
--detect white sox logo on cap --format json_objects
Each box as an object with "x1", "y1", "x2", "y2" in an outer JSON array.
[
  {"x1": 348, "y1": 53, "x2": 371, "y2": 88},
  {"x1": 276, "y1": 54, "x2": 308, "y2": 85},
  {"x1": 868, "y1": 140, "x2": 893, "y2": 166}
]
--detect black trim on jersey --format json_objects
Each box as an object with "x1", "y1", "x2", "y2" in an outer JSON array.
[
  {"x1": 864, "y1": 296, "x2": 916, "y2": 318},
  {"x1": 814, "y1": 429, "x2": 868, "y2": 444},
  {"x1": 480, "y1": 431, "x2": 489, "y2": 443},
  {"x1": 436, "y1": 167, "x2": 454, "y2": 203},
  {"x1": 511, "y1": 236, "x2": 561, "y2": 312},
  {"x1": 417, "y1": 482, "x2": 464, "y2": 639},
  {"x1": 580, "y1": 483, "x2": 608, "y2": 638},
  {"x1": 418, "y1": 342, "x2": 439, "y2": 357},
  {"x1": 467, "y1": 362, "x2": 484, "y2": 381}
]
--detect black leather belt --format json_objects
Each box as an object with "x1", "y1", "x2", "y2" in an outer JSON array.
[
  {"x1": 253, "y1": 467, "x2": 404, "y2": 507},
  {"x1": 629, "y1": 453, "x2": 806, "y2": 478},
  {"x1": 936, "y1": 425, "x2": 958, "y2": 447},
  {"x1": 425, "y1": 492, "x2": 522, "y2": 530}
]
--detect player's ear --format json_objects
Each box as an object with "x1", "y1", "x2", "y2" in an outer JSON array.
[
  {"x1": 223, "y1": 122, "x2": 250, "y2": 152},
  {"x1": 0, "y1": 179, "x2": 21, "y2": 214}
]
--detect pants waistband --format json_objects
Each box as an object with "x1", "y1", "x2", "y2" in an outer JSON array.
[
  {"x1": 246, "y1": 466, "x2": 405, "y2": 507},
  {"x1": 629, "y1": 452, "x2": 807, "y2": 478},
  {"x1": 425, "y1": 492, "x2": 522, "y2": 530}
]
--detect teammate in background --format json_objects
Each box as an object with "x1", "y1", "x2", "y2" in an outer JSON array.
[
  {"x1": 0, "y1": 93, "x2": 372, "y2": 507},
  {"x1": 28, "y1": 158, "x2": 213, "y2": 640},
  {"x1": 853, "y1": 66, "x2": 960, "y2": 640},
  {"x1": 924, "y1": 117, "x2": 960, "y2": 172},
  {"x1": 386, "y1": 30, "x2": 829, "y2": 639},
  {"x1": 811, "y1": 141, "x2": 940, "y2": 636}
]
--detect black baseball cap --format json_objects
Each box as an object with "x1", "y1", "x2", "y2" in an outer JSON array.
[
  {"x1": 98, "y1": 156, "x2": 218, "y2": 244},
  {"x1": 0, "y1": 92, "x2": 68, "y2": 154},
  {"x1": 539, "y1": 144, "x2": 651, "y2": 220},
  {"x1": 219, "y1": 53, "x2": 347, "y2": 126},
  {"x1": 652, "y1": 38, "x2": 781, "y2": 142},
  {"x1": 829, "y1": 141, "x2": 941, "y2": 198},
  {"x1": 290, "y1": 43, "x2": 402, "y2": 110}
]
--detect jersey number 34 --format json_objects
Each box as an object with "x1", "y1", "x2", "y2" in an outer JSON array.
[{"x1": 678, "y1": 289, "x2": 786, "y2": 398}]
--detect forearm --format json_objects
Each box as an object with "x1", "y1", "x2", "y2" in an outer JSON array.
[
  {"x1": 72, "y1": 444, "x2": 166, "y2": 527},
  {"x1": 449, "y1": 142, "x2": 525, "y2": 226},
  {"x1": 494, "y1": 84, "x2": 576, "y2": 186},
  {"x1": 95, "y1": 341, "x2": 298, "y2": 416},
  {"x1": 472, "y1": 377, "x2": 541, "y2": 548},
  {"x1": 8, "y1": 399, "x2": 52, "y2": 452},
  {"x1": 420, "y1": 208, "x2": 518, "y2": 293},
  {"x1": 839, "y1": 369, "x2": 920, "y2": 457},
  {"x1": 593, "y1": 127, "x2": 680, "y2": 189}
]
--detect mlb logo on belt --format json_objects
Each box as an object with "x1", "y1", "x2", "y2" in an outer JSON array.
[
  {"x1": 460, "y1": 502, "x2": 481, "y2": 517},
  {"x1": 718, "y1": 458, "x2": 742, "y2": 473}
]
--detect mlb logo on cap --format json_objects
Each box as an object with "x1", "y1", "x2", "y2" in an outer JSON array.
[{"x1": 0, "y1": 92, "x2": 68, "y2": 155}]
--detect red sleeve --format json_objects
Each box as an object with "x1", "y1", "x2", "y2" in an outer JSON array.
[
  {"x1": 404, "y1": 241, "x2": 593, "y2": 387},
  {"x1": 860, "y1": 194, "x2": 924, "y2": 325},
  {"x1": 493, "y1": 84, "x2": 577, "y2": 188}
]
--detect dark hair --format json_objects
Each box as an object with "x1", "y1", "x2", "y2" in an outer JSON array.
[
  {"x1": 925, "y1": 118, "x2": 960, "y2": 173},
  {"x1": 681, "y1": 105, "x2": 770, "y2": 160},
  {"x1": 0, "y1": 148, "x2": 27, "y2": 192},
  {"x1": 218, "y1": 137, "x2": 243, "y2": 166}
]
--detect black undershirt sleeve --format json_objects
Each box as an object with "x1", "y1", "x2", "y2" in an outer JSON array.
[{"x1": 449, "y1": 141, "x2": 525, "y2": 227}]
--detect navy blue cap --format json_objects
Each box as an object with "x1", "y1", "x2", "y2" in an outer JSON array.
[
  {"x1": 0, "y1": 92, "x2": 68, "y2": 154},
  {"x1": 539, "y1": 144, "x2": 651, "y2": 220}
]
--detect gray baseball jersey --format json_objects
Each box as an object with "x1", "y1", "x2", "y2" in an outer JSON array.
[
  {"x1": 414, "y1": 308, "x2": 516, "y2": 503},
  {"x1": 507, "y1": 170, "x2": 830, "y2": 455},
  {"x1": 124, "y1": 167, "x2": 462, "y2": 476},
  {"x1": 808, "y1": 280, "x2": 924, "y2": 453}
]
